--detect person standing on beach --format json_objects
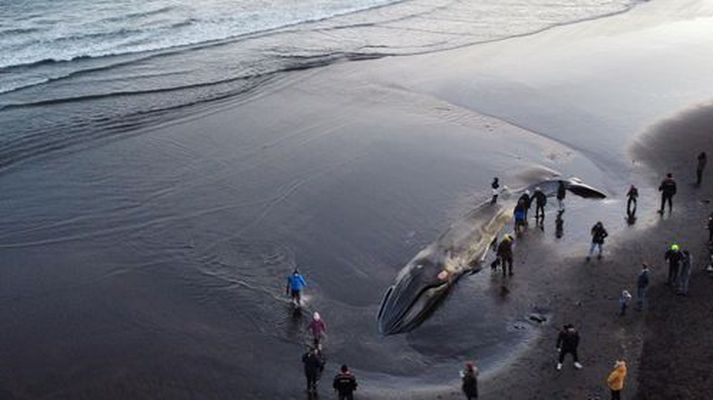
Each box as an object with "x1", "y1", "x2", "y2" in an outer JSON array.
[
  {"x1": 606, "y1": 360, "x2": 627, "y2": 400},
  {"x1": 664, "y1": 244, "x2": 683, "y2": 287},
  {"x1": 308, "y1": 312, "x2": 327, "y2": 349},
  {"x1": 332, "y1": 364, "x2": 358, "y2": 400},
  {"x1": 697, "y1": 152, "x2": 707, "y2": 186},
  {"x1": 496, "y1": 234, "x2": 514, "y2": 277},
  {"x1": 619, "y1": 290, "x2": 632, "y2": 316},
  {"x1": 557, "y1": 180, "x2": 567, "y2": 213},
  {"x1": 286, "y1": 269, "x2": 307, "y2": 307},
  {"x1": 491, "y1": 177, "x2": 500, "y2": 204},
  {"x1": 658, "y1": 173, "x2": 677, "y2": 214},
  {"x1": 587, "y1": 221, "x2": 608, "y2": 262},
  {"x1": 636, "y1": 263, "x2": 650, "y2": 311},
  {"x1": 302, "y1": 347, "x2": 325, "y2": 394},
  {"x1": 677, "y1": 250, "x2": 693, "y2": 296},
  {"x1": 460, "y1": 361, "x2": 479, "y2": 400},
  {"x1": 514, "y1": 201, "x2": 527, "y2": 235},
  {"x1": 556, "y1": 324, "x2": 582, "y2": 370},
  {"x1": 626, "y1": 185, "x2": 638, "y2": 217},
  {"x1": 707, "y1": 212, "x2": 713, "y2": 243},
  {"x1": 519, "y1": 190, "x2": 532, "y2": 220},
  {"x1": 533, "y1": 186, "x2": 547, "y2": 223}
]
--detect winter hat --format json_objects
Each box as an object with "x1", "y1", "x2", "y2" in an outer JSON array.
[
  {"x1": 313, "y1": 312, "x2": 320, "y2": 321},
  {"x1": 465, "y1": 362, "x2": 475, "y2": 371},
  {"x1": 671, "y1": 244, "x2": 680, "y2": 251}
]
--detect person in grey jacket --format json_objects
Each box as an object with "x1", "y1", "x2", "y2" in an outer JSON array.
[{"x1": 677, "y1": 250, "x2": 693, "y2": 296}]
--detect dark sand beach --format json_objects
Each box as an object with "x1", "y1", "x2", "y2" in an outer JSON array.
[{"x1": 1, "y1": 0, "x2": 713, "y2": 399}]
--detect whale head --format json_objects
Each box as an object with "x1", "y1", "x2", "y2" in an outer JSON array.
[{"x1": 377, "y1": 250, "x2": 456, "y2": 335}]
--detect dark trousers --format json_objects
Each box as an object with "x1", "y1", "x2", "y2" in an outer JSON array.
[
  {"x1": 338, "y1": 393, "x2": 354, "y2": 400},
  {"x1": 535, "y1": 204, "x2": 545, "y2": 219},
  {"x1": 305, "y1": 373, "x2": 317, "y2": 390},
  {"x1": 660, "y1": 194, "x2": 673, "y2": 213},
  {"x1": 697, "y1": 168, "x2": 704, "y2": 185},
  {"x1": 501, "y1": 255, "x2": 513, "y2": 276},
  {"x1": 667, "y1": 263, "x2": 679, "y2": 286},
  {"x1": 558, "y1": 348, "x2": 579, "y2": 363},
  {"x1": 611, "y1": 389, "x2": 621, "y2": 400},
  {"x1": 626, "y1": 197, "x2": 636, "y2": 216}
]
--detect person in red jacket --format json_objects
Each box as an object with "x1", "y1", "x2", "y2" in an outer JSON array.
[{"x1": 308, "y1": 312, "x2": 327, "y2": 349}]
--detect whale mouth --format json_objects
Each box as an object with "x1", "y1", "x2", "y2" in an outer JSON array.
[{"x1": 377, "y1": 278, "x2": 451, "y2": 335}]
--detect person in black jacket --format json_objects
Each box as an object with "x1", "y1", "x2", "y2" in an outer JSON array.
[
  {"x1": 461, "y1": 361, "x2": 479, "y2": 400},
  {"x1": 697, "y1": 152, "x2": 707, "y2": 186},
  {"x1": 302, "y1": 348, "x2": 325, "y2": 394},
  {"x1": 333, "y1": 364, "x2": 358, "y2": 400},
  {"x1": 556, "y1": 324, "x2": 582, "y2": 370},
  {"x1": 587, "y1": 222, "x2": 608, "y2": 262},
  {"x1": 533, "y1": 186, "x2": 547, "y2": 223},
  {"x1": 626, "y1": 184, "x2": 638, "y2": 217},
  {"x1": 658, "y1": 173, "x2": 677, "y2": 214},
  {"x1": 664, "y1": 244, "x2": 683, "y2": 287},
  {"x1": 491, "y1": 177, "x2": 500, "y2": 204},
  {"x1": 636, "y1": 263, "x2": 650, "y2": 311},
  {"x1": 707, "y1": 212, "x2": 713, "y2": 243}
]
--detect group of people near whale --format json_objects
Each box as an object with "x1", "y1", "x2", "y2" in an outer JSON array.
[
  {"x1": 286, "y1": 270, "x2": 358, "y2": 399},
  {"x1": 286, "y1": 151, "x2": 710, "y2": 399}
]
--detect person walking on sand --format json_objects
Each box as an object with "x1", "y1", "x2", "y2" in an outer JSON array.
[
  {"x1": 308, "y1": 312, "x2": 327, "y2": 349},
  {"x1": 587, "y1": 221, "x2": 608, "y2": 262},
  {"x1": 496, "y1": 234, "x2": 514, "y2": 277},
  {"x1": 302, "y1": 347, "x2": 325, "y2": 394},
  {"x1": 619, "y1": 290, "x2": 632, "y2": 316},
  {"x1": 697, "y1": 152, "x2": 707, "y2": 186},
  {"x1": 533, "y1": 186, "x2": 547, "y2": 223},
  {"x1": 514, "y1": 200, "x2": 527, "y2": 235},
  {"x1": 677, "y1": 250, "x2": 693, "y2": 296},
  {"x1": 607, "y1": 360, "x2": 627, "y2": 400},
  {"x1": 636, "y1": 263, "x2": 650, "y2": 311},
  {"x1": 460, "y1": 361, "x2": 479, "y2": 400},
  {"x1": 333, "y1": 364, "x2": 358, "y2": 400},
  {"x1": 707, "y1": 212, "x2": 713, "y2": 243},
  {"x1": 557, "y1": 180, "x2": 566, "y2": 213},
  {"x1": 556, "y1": 324, "x2": 582, "y2": 370},
  {"x1": 519, "y1": 190, "x2": 532, "y2": 220},
  {"x1": 491, "y1": 177, "x2": 500, "y2": 204},
  {"x1": 626, "y1": 184, "x2": 638, "y2": 216},
  {"x1": 286, "y1": 269, "x2": 307, "y2": 307},
  {"x1": 664, "y1": 244, "x2": 683, "y2": 287},
  {"x1": 658, "y1": 173, "x2": 677, "y2": 214}
]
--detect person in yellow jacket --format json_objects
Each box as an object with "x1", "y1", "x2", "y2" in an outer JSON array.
[{"x1": 607, "y1": 360, "x2": 627, "y2": 400}]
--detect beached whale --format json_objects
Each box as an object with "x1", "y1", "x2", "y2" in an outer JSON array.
[{"x1": 377, "y1": 177, "x2": 606, "y2": 335}]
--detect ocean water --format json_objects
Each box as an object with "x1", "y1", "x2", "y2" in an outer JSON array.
[{"x1": 0, "y1": 0, "x2": 638, "y2": 172}]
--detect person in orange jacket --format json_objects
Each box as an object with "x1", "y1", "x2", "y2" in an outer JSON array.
[{"x1": 607, "y1": 360, "x2": 627, "y2": 400}]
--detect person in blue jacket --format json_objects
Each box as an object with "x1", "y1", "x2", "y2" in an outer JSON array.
[{"x1": 286, "y1": 269, "x2": 307, "y2": 307}]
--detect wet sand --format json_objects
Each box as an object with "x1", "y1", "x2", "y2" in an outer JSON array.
[{"x1": 2, "y1": 0, "x2": 713, "y2": 399}]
